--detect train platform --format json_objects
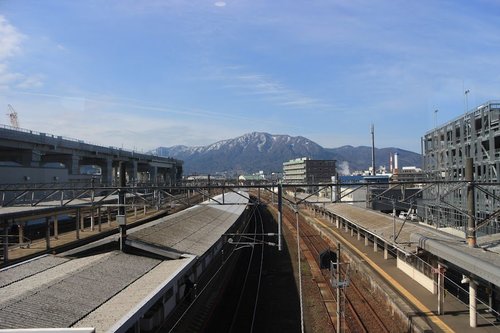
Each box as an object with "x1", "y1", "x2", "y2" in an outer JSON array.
[
  {"x1": 0, "y1": 191, "x2": 249, "y2": 332},
  {"x1": 297, "y1": 194, "x2": 500, "y2": 332},
  {"x1": 3, "y1": 205, "x2": 166, "y2": 263}
]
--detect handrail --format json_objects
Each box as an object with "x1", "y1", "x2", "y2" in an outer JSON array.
[
  {"x1": 0, "y1": 235, "x2": 32, "y2": 249},
  {"x1": 0, "y1": 123, "x2": 162, "y2": 157}
]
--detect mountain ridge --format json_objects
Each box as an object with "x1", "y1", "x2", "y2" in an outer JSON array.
[{"x1": 151, "y1": 132, "x2": 421, "y2": 175}]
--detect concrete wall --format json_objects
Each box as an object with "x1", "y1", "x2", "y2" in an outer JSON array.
[
  {"x1": 0, "y1": 165, "x2": 69, "y2": 184},
  {"x1": 397, "y1": 257, "x2": 436, "y2": 294}
]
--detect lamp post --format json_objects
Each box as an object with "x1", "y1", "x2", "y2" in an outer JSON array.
[
  {"x1": 465, "y1": 89, "x2": 470, "y2": 114},
  {"x1": 434, "y1": 109, "x2": 439, "y2": 177}
]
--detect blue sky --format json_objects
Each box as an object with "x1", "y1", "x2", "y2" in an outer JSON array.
[{"x1": 1, "y1": 0, "x2": 500, "y2": 153}]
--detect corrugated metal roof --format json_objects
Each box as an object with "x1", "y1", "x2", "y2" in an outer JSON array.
[
  {"x1": 0, "y1": 191, "x2": 249, "y2": 330},
  {"x1": 74, "y1": 257, "x2": 194, "y2": 332},
  {"x1": 0, "y1": 251, "x2": 160, "y2": 329},
  {"x1": 0, "y1": 255, "x2": 69, "y2": 288},
  {"x1": 128, "y1": 191, "x2": 248, "y2": 256}
]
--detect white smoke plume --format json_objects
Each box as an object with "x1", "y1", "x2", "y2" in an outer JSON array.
[{"x1": 337, "y1": 161, "x2": 350, "y2": 176}]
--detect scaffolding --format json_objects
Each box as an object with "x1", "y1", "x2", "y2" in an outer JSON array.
[{"x1": 422, "y1": 101, "x2": 500, "y2": 235}]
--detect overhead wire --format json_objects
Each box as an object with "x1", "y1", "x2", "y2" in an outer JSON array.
[
  {"x1": 167, "y1": 200, "x2": 258, "y2": 333},
  {"x1": 250, "y1": 205, "x2": 265, "y2": 332},
  {"x1": 312, "y1": 197, "x2": 500, "y2": 328},
  {"x1": 228, "y1": 203, "x2": 259, "y2": 332}
]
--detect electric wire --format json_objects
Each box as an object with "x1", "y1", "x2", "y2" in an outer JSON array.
[
  {"x1": 250, "y1": 205, "x2": 265, "y2": 332},
  {"x1": 311, "y1": 200, "x2": 500, "y2": 328},
  {"x1": 167, "y1": 201, "x2": 258, "y2": 333},
  {"x1": 228, "y1": 204, "x2": 258, "y2": 332},
  {"x1": 296, "y1": 206, "x2": 305, "y2": 333}
]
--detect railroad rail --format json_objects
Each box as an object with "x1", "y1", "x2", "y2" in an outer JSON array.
[{"x1": 255, "y1": 186, "x2": 395, "y2": 333}]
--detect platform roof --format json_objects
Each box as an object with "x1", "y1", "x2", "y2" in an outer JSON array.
[
  {"x1": 0, "y1": 191, "x2": 249, "y2": 331},
  {"x1": 0, "y1": 251, "x2": 162, "y2": 329},
  {"x1": 302, "y1": 195, "x2": 500, "y2": 287},
  {"x1": 411, "y1": 233, "x2": 500, "y2": 286},
  {"x1": 74, "y1": 257, "x2": 194, "y2": 332},
  {"x1": 319, "y1": 201, "x2": 461, "y2": 254},
  {"x1": 128, "y1": 191, "x2": 249, "y2": 256}
]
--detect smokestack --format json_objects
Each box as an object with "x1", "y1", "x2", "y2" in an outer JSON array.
[
  {"x1": 389, "y1": 153, "x2": 393, "y2": 173},
  {"x1": 394, "y1": 152, "x2": 399, "y2": 174},
  {"x1": 371, "y1": 124, "x2": 376, "y2": 176}
]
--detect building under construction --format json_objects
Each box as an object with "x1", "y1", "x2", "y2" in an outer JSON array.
[{"x1": 421, "y1": 100, "x2": 500, "y2": 235}]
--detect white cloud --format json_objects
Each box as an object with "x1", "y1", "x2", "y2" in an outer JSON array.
[
  {"x1": 0, "y1": 15, "x2": 43, "y2": 90},
  {"x1": 0, "y1": 64, "x2": 23, "y2": 89},
  {"x1": 4, "y1": 91, "x2": 285, "y2": 149},
  {"x1": 216, "y1": 68, "x2": 329, "y2": 109},
  {"x1": 0, "y1": 16, "x2": 24, "y2": 61},
  {"x1": 16, "y1": 74, "x2": 44, "y2": 89}
]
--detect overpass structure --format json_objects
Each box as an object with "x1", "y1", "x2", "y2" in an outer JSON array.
[{"x1": 0, "y1": 125, "x2": 183, "y2": 185}]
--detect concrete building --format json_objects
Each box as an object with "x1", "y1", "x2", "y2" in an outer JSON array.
[
  {"x1": 338, "y1": 175, "x2": 422, "y2": 214},
  {"x1": 421, "y1": 100, "x2": 500, "y2": 235},
  {"x1": 392, "y1": 166, "x2": 426, "y2": 184},
  {"x1": 283, "y1": 157, "x2": 336, "y2": 184}
]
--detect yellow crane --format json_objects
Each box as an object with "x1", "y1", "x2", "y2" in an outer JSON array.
[{"x1": 6, "y1": 104, "x2": 20, "y2": 128}]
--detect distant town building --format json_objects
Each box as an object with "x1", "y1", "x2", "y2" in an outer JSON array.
[
  {"x1": 392, "y1": 166, "x2": 425, "y2": 184},
  {"x1": 337, "y1": 175, "x2": 422, "y2": 214},
  {"x1": 421, "y1": 100, "x2": 500, "y2": 234},
  {"x1": 283, "y1": 157, "x2": 336, "y2": 184},
  {"x1": 238, "y1": 171, "x2": 266, "y2": 183}
]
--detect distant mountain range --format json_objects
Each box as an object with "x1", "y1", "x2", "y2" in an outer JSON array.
[{"x1": 151, "y1": 132, "x2": 421, "y2": 175}]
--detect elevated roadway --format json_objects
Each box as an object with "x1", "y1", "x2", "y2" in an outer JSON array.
[{"x1": 0, "y1": 125, "x2": 182, "y2": 185}]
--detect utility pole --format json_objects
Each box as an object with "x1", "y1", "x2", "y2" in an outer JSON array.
[
  {"x1": 466, "y1": 158, "x2": 476, "y2": 248},
  {"x1": 278, "y1": 182, "x2": 283, "y2": 251},
  {"x1": 296, "y1": 205, "x2": 304, "y2": 333},
  {"x1": 336, "y1": 243, "x2": 341, "y2": 333},
  {"x1": 392, "y1": 199, "x2": 396, "y2": 242},
  {"x1": 208, "y1": 174, "x2": 211, "y2": 202},
  {"x1": 371, "y1": 124, "x2": 376, "y2": 176},
  {"x1": 118, "y1": 162, "x2": 127, "y2": 251}
]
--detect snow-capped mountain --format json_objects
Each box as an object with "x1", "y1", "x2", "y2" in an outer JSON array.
[{"x1": 151, "y1": 132, "x2": 421, "y2": 175}]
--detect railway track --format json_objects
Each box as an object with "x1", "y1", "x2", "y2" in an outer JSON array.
[
  {"x1": 271, "y1": 195, "x2": 391, "y2": 333},
  {"x1": 228, "y1": 204, "x2": 265, "y2": 333}
]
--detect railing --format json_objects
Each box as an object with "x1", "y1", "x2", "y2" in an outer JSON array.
[
  {"x1": 0, "y1": 235, "x2": 32, "y2": 249},
  {"x1": 0, "y1": 123, "x2": 163, "y2": 158}
]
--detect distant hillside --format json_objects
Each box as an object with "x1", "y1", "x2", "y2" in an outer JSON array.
[{"x1": 152, "y1": 132, "x2": 421, "y2": 175}]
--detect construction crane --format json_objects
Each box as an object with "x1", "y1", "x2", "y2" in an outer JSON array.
[{"x1": 7, "y1": 104, "x2": 20, "y2": 128}]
